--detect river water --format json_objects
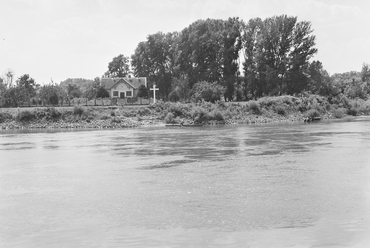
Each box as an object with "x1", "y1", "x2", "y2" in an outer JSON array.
[{"x1": 1, "y1": 117, "x2": 370, "y2": 247}]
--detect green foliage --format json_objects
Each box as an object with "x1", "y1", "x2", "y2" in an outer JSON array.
[
  {"x1": 39, "y1": 83, "x2": 67, "y2": 106},
  {"x1": 96, "y1": 86, "x2": 109, "y2": 98},
  {"x1": 190, "y1": 106, "x2": 210, "y2": 123},
  {"x1": 248, "y1": 101, "x2": 261, "y2": 115},
  {"x1": 210, "y1": 110, "x2": 224, "y2": 121},
  {"x1": 307, "y1": 61, "x2": 332, "y2": 95},
  {"x1": 176, "y1": 18, "x2": 242, "y2": 98},
  {"x1": 167, "y1": 103, "x2": 189, "y2": 117},
  {"x1": 16, "y1": 74, "x2": 37, "y2": 103},
  {"x1": 164, "y1": 112, "x2": 176, "y2": 124},
  {"x1": 168, "y1": 90, "x2": 180, "y2": 102},
  {"x1": 0, "y1": 111, "x2": 12, "y2": 123},
  {"x1": 242, "y1": 15, "x2": 317, "y2": 97},
  {"x1": 171, "y1": 76, "x2": 191, "y2": 102},
  {"x1": 131, "y1": 32, "x2": 177, "y2": 99},
  {"x1": 331, "y1": 107, "x2": 346, "y2": 118},
  {"x1": 105, "y1": 54, "x2": 131, "y2": 78},
  {"x1": 2, "y1": 86, "x2": 28, "y2": 107},
  {"x1": 347, "y1": 106, "x2": 359, "y2": 116},
  {"x1": 46, "y1": 107, "x2": 61, "y2": 118},
  {"x1": 137, "y1": 107, "x2": 151, "y2": 116},
  {"x1": 137, "y1": 85, "x2": 149, "y2": 98},
  {"x1": 305, "y1": 109, "x2": 320, "y2": 119},
  {"x1": 361, "y1": 63, "x2": 370, "y2": 83},
  {"x1": 73, "y1": 106, "x2": 84, "y2": 116},
  {"x1": 16, "y1": 110, "x2": 36, "y2": 122},
  {"x1": 274, "y1": 105, "x2": 287, "y2": 116},
  {"x1": 191, "y1": 81, "x2": 226, "y2": 103}
]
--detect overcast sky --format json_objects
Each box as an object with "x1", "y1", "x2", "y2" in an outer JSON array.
[{"x1": 1, "y1": 0, "x2": 369, "y2": 84}]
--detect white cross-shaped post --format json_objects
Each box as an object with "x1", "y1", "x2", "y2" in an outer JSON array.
[{"x1": 150, "y1": 84, "x2": 159, "y2": 103}]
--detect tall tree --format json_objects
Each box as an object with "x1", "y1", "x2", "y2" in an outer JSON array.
[
  {"x1": 131, "y1": 32, "x2": 178, "y2": 99},
  {"x1": 105, "y1": 54, "x2": 131, "y2": 78},
  {"x1": 39, "y1": 84, "x2": 60, "y2": 105},
  {"x1": 307, "y1": 61, "x2": 331, "y2": 95},
  {"x1": 176, "y1": 18, "x2": 243, "y2": 100},
  {"x1": 4, "y1": 69, "x2": 14, "y2": 88},
  {"x1": 361, "y1": 63, "x2": 370, "y2": 83},
  {"x1": 16, "y1": 74, "x2": 38, "y2": 105},
  {"x1": 242, "y1": 15, "x2": 317, "y2": 96}
]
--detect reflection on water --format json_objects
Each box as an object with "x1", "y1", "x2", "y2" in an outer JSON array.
[{"x1": 1, "y1": 117, "x2": 370, "y2": 247}]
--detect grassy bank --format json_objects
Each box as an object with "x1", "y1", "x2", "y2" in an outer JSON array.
[{"x1": 1, "y1": 94, "x2": 370, "y2": 130}]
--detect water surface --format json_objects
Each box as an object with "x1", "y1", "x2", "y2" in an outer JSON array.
[{"x1": 1, "y1": 118, "x2": 370, "y2": 247}]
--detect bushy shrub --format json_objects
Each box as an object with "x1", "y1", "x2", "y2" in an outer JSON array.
[
  {"x1": 282, "y1": 96, "x2": 294, "y2": 105},
  {"x1": 223, "y1": 109, "x2": 233, "y2": 119},
  {"x1": 191, "y1": 81, "x2": 226, "y2": 103},
  {"x1": 168, "y1": 90, "x2": 180, "y2": 102},
  {"x1": 190, "y1": 106, "x2": 210, "y2": 123},
  {"x1": 298, "y1": 103, "x2": 307, "y2": 112},
  {"x1": 110, "y1": 117, "x2": 121, "y2": 123},
  {"x1": 347, "y1": 106, "x2": 359, "y2": 116},
  {"x1": 0, "y1": 112, "x2": 12, "y2": 123},
  {"x1": 16, "y1": 110, "x2": 36, "y2": 122},
  {"x1": 73, "y1": 106, "x2": 84, "y2": 116},
  {"x1": 100, "y1": 115, "x2": 110, "y2": 120},
  {"x1": 137, "y1": 107, "x2": 151, "y2": 116},
  {"x1": 136, "y1": 85, "x2": 148, "y2": 98},
  {"x1": 332, "y1": 107, "x2": 346, "y2": 118},
  {"x1": 210, "y1": 110, "x2": 224, "y2": 121},
  {"x1": 274, "y1": 105, "x2": 287, "y2": 116},
  {"x1": 47, "y1": 107, "x2": 61, "y2": 118},
  {"x1": 248, "y1": 101, "x2": 261, "y2": 115},
  {"x1": 168, "y1": 103, "x2": 189, "y2": 117},
  {"x1": 164, "y1": 112, "x2": 176, "y2": 124},
  {"x1": 81, "y1": 109, "x2": 95, "y2": 121},
  {"x1": 305, "y1": 109, "x2": 320, "y2": 119}
]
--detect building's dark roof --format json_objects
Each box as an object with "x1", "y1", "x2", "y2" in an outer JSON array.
[
  {"x1": 101, "y1": 77, "x2": 147, "y2": 90},
  {"x1": 123, "y1": 77, "x2": 146, "y2": 89}
]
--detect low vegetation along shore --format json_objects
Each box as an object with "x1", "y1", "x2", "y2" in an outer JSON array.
[{"x1": 1, "y1": 94, "x2": 369, "y2": 130}]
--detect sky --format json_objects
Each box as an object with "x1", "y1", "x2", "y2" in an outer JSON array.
[{"x1": 1, "y1": 0, "x2": 369, "y2": 85}]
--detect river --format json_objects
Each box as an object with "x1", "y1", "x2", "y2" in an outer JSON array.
[{"x1": 1, "y1": 117, "x2": 370, "y2": 247}]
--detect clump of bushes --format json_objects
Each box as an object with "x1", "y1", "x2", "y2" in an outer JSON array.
[
  {"x1": 274, "y1": 105, "x2": 287, "y2": 116},
  {"x1": 16, "y1": 110, "x2": 36, "y2": 122},
  {"x1": 46, "y1": 107, "x2": 61, "y2": 118},
  {"x1": 347, "y1": 106, "x2": 359, "y2": 116},
  {"x1": 164, "y1": 112, "x2": 176, "y2": 124},
  {"x1": 73, "y1": 106, "x2": 84, "y2": 116},
  {"x1": 137, "y1": 107, "x2": 151, "y2": 116},
  {"x1": 190, "y1": 106, "x2": 210, "y2": 123},
  {"x1": 168, "y1": 90, "x2": 180, "y2": 102},
  {"x1": 305, "y1": 109, "x2": 320, "y2": 119},
  {"x1": 0, "y1": 111, "x2": 12, "y2": 123},
  {"x1": 110, "y1": 117, "x2": 121, "y2": 123},
  {"x1": 168, "y1": 103, "x2": 189, "y2": 117},
  {"x1": 100, "y1": 115, "x2": 111, "y2": 120},
  {"x1": 191, "y1": 81, "x2": 226, "y2": 103},
  {"x1": 210, "y1": 110, "x2": 224, "y2": 121},
  {"x1": 248, "y1": 101, "x2": 261, "y2": 115},
  {"x1": 331, "y1": 107, "x2": 346, "y2": 118}
]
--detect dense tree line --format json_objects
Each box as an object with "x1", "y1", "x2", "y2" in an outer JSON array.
[
  {"x1": 0, "y1": 74, "x2": 109, "y2": 107},
  {"x1": 128, "y1": 15, "x2": 370, "y2": 103},
  {"x1": 110, "y1": 15, "x2": 325, "y2": 102},
  {"x1": 2, "y1": 15, "x2": 370, "y2": 107}
]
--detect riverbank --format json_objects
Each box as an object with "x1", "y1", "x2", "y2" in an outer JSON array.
[{"x1": 0, "y1": 94, "x2": 368, "y2": 130}]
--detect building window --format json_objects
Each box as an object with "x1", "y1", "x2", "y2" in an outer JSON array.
[
  {"x1": 126, "y1": 91, "x2": 132, "y2": 97},
  {"x1": 113, "y1": 91, "x2": 118, "y2": 97}
]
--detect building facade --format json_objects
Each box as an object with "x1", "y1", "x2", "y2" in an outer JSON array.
[{"x1": 101, "y1": 77, "x2": 147, "y2": 98}]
